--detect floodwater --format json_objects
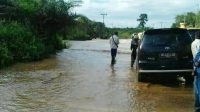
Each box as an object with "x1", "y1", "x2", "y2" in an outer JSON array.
[{"x1": 0, "y1": 39, "x2": 194, "y2": 112}]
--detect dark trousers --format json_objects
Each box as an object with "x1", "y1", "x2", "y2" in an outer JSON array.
[
  {"x1": 195, "y1": 76, "x2": 200, "y2": 112},
  {"x1": 131, "y1": 49, "x2": 137, "y2": 67},
  {"x1": 111, "y1": 49, "x2": 117, "y2": 64}
]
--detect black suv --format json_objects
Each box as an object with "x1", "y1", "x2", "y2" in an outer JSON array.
[{"x1": 136, "y1": 28, "x2": 193, "y2": 82}]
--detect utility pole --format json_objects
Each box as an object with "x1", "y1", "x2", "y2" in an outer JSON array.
[
  {"x1": 100, "y1": 13, "x2": 107, "y2": 25},
  {"x1": 100, "y1": 13, "x2": 107, "y2": 38}
]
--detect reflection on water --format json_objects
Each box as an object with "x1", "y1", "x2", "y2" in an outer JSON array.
[
  {"x1": 0, "y1": 40, "x2": 194, "y2": 112},
  {"x1": 110, "y1": 65, "x2": 116, "y2": 77}
]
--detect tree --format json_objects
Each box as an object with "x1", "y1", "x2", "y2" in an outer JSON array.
[
  {"x1": 137, "y1": 13, "x2": 148, "y2": 29},
  {"x1": 69, "y1": 15, "x2": 107, "y2": 40},
  {"x1": 195, "y1": 11, "x2": 200, "y2": 28},
  {"x1": 171, "y1": 12, "x2": 196, "y2": 28},
  {"x1": 0, "y1": 0, "x2": 82, "y2": 59},
  {"x1": 186, "y1": 12, "x2": 196, "y2": 27}
]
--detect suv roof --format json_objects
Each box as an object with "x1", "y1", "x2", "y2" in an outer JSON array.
[
  {"x1": 142, "y1": 28, "x2": 192, "y2": 46},
  {"x1": 144, "y1": 28, "x2": 188, "y2": 34}
]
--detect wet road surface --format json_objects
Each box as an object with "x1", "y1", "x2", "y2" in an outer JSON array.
[{"x1": 0, "y1": 39, "x2": 194, "y2": 112}]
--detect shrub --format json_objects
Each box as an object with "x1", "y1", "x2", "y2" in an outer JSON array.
[
  {"x1": 119, "y1": 32, "x2": 132, "y2": 39},
  {"x1": 0, "y1": 44, "x2": 13, "y2": 68},
  {"x1": 53, "y1": 35, "x2": 67, "y2": 50},
  {"x1": 64, "y1": 40, "x2": 71, "y2": 48},
  {"x1": 0, "y1": 21, "x2": 45, "y2": 63},
  {"x1": 68, "y1": 28, "x2": 91, "y2": 40}
]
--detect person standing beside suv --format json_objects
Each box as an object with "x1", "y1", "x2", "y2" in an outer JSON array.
[
  {"x1": 191, "y1": 31, "x2": 200, "y2": 112},
  {"x1": 130, "y1": 33, "x2": 139, "y2": 67},
  {"x1": 109, "y1": 32, "x2": 120, "y2": 65}
]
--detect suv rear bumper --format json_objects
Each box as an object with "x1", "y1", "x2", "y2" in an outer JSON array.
[
  {"x1": 138, "y1": 60, "x2": 193, "y2": 73},
  {"x1": 139, "y1": 69, "x2": 193, "y2": 73}
]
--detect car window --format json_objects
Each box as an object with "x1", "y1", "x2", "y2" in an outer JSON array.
[
  {"x1": 143, "y1": 31, "x2": 191, "y2": 46},
  {"x1": 188, "y1": 29, "x2": 200, "y2": 40}
]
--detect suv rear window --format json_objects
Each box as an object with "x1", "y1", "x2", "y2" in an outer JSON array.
[
  {"x1": 143, "y1": 29, "x2": 192, "y2": 46},
  {"x1": 188, "y1": 29, "x2": 200, "y2": 40}
]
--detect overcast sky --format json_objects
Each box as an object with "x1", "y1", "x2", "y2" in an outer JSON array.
[{"x1": 73, "y1": 0, "x2": 200, "y2": 28}]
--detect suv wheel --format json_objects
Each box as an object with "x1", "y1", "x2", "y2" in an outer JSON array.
[
  {"x1": 135, "y1": 58, "x2": 144, "y2": 82},
  {"x1": 185, "y1": 74, "x2": 194, "y2": 84},
  {"x1": 136, "y1": 62, "x2": 145, "y2": 82},
  {"x1": 138, "y1": 72, "x2": 145, "y2": 82}
]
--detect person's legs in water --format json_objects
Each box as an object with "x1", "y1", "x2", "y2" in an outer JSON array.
[
  {"x1": 194, "y1": 76, "x2": 200, "y2": 112},
  {"x1": 111, "y1": 49, "x2": 117, "y2": 65},
  {"x1": 131, "y1": 50, "x2": 136, "y2": 67}
]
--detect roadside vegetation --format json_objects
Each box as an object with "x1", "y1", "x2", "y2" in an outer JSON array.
[
  {"x1": 0, "y1": 0, "x2": 151, "y2": 68},
  {"x1": 0, "y1": 0, "x2": 80, "y2": 68}
]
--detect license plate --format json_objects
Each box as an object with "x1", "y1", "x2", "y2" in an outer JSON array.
[{"x1": 160, "y1": 53, "x2": 176, "y2": 58}]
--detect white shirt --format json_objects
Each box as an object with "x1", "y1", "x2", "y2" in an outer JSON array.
[
  {"x1": 109, "y1": 35, "x2": 119, "y2": 49},
  {"x1": 191, "y1": 39, "x2": 200, "y2": 58}
]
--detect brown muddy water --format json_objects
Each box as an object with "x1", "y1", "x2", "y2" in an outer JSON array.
[{"x1": 0, "y1": 39, "x2": 194, "y2": 112}]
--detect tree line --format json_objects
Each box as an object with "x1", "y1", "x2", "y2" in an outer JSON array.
[{"x1": 172, "y1": 11, "x2": 200, "y2": 28}]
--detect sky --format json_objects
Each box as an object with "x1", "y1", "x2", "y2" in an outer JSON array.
[{"x1": 73, "y1": 0, "x2": 200, "y2": 28}]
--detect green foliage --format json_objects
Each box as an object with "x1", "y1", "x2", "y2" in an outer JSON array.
[
  {"x1": 67, "y1": 15, "x2": 107, "y2": 40},
  {"x1": 120, "y1": 32, "x2": 131, "y2": 39},
  {"x1": 32, "y1": 0, "x2": 76, "y2": 35},
  {"x1": 0, "y1": 0, "x2": 81, "y2": 68},
  {"x1": 0, "y1": 44, "x2": 13, "y2": 68},
  {"x1": 53, "y1": 35, "x2": 67, "y2": 50},
  {"x1": 63, "y1": 40, "x2": 71, "y2": 48},
  {"x1": 0, "y1": 21, "x2": 46, "y2": 68},
  {"x1": 195, "y1": 11, "x2": 200, "y2": 28},
  {"x1": 108, "y1": 28, "x2": 145, "y2": 39},
  {"x1": 172, "y1": 12, "x2": 197, "y2": 28},
  {"x1": 65, "y1": 15, "x2": 147, "y2": 40},
  {"x1": 68, "y1": 27, "x2": 90, "y2": 40}
]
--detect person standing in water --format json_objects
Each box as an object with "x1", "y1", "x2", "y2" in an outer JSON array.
[{"x1": 109, "y1": 32, "x2": 120, "y2": 65}]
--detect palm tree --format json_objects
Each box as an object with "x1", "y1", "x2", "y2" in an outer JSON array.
[{"x1": 137, "y1": 13, "x2": 148, "y2": 29}]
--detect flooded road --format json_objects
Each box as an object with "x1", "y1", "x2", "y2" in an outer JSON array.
[{"x1": 0, "y1": 39, "x2": 194, "y2": 112}]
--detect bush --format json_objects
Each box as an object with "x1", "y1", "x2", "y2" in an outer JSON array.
[
  {"x1": 0, "y1": 21, "x2": 45, "y2": 65},
  {"x1": 64, "y1": 40, "x2": 71, "y2": 48},
  {"x1": 0, "y1": 44, "x2": 13, "y2": 68},
  {"x1": 119, "y1": 32, "x2": 132, "y2": 39},
  {"x1": 53, "y1": 35, "x2": 67, "y2": 50},
  {"x1": 67, "y1": 28, "x2": 91, "y2": 40},
  {"x1": 24, "y1": 38, "x2": 45, "y2": 61}
]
